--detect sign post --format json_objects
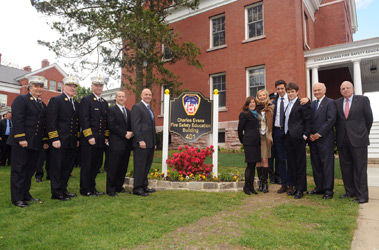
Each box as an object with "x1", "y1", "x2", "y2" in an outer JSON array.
[
  {"x1": 162, "y1": 89, "x2": 170, "y2": 177},
  {"x1": 212, "y1": 89, "x2": 219, "y2": 177}
]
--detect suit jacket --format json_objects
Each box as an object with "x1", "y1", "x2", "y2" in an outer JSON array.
[
  {"x1": 0, "y1": 119, "x2": 9, "y2": 139},
  {"x1": 8, "y1": 93, "x2": 48, "y2": 150},
  {"x1": 311, "y1": 96, "x2": 336, "y2": 146},
  {"x1": 335, "y1": 95, "x2": 373, "y2": 148},
  {"x1": 286, "y1": 98, "x2": 312, "y2": 139},
  {"x1": 237, "y1": 112, "x2": 260, "y2": 146},
  {"x1": 46, "y1": 94, "x2": 80, "y2": 149},
  {"x1": 107, "y1": 105, "x2": 132, "y2": 151},
  {"x1": 79, "y1": 93, "x2": 109, "y2": 147},
  {"x1": 131, "y1": 102, "x2": 156, "y2": 149}
]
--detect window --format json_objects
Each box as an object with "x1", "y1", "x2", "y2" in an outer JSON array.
[
  {"x1": 57, "y1": 82, "x2": 63, "y2": 92},
  {"x1": 210, "y1": 14, "x2": 225, "y2": 48},
  {"x1": 49, "y1": 80, "x2": 56, "y2": 91},
  {"x1": 218, "y1": 130, "x2": 225, "y2": 143},
  {"x1": 246, "y1": 3, "x2": 264, "y2": 39},
  {"x1": 0, "y1": 94, "x2": 7, "y2": 108},
  {"x1": 162, "y1": 30, "x2": 174, "y2": 60},
  {"x1": 211, "y1": 73, "x2": 226, "y2": 107},
  {"x1": 247, "y1": 66, "x2": 265, "y2": 97}
]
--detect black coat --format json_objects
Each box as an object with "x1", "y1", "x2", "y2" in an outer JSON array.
[
  {"x1": 311, "y1": 96, "x2": 336, "y2": 146},
  {"x1": 8, "y1": 93, "x2": 47, "y2": 150},
  {"x1": 107, "y1": 105, "x2": 132, "y2": 151},
  {"x1": 285, "y1": 98, "x2": 312, "y2": 139},
  {"x1": 46, "y1": 94, "x2": 80, "y2": 149},
  {"x1": 131, "y1": 102, "x2": 156, "y2": 149},
  {"x1": 238, "y1": 111, "x2": 261, "y2": 163},
  {"x1": 79, "y1": 93, "x2": 109, "y2": 147}
]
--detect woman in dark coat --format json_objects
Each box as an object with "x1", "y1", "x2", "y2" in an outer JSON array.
[{"x1": 238, "y1": 97, "x2": 261, "y2": 195}]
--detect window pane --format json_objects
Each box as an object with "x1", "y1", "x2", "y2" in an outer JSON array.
[
  {"x1": 247, "y1": 3, "x2": 263, "y2": 38},
  {"x1": 212, "y1": 16, "x2": 225, "y2": 47},
  {"x1": 218, "y1": 131, "x2": 225, "y2": 143},
  {"x1": 57, "y1": 82, "x2": 63, "y2": 92},
  {"x1": 212, "y1": 74, "x2": 226, "y2": 107},
  {"x1": 49, "y1": 80, "x2": 56, "y2": 91},
  {"x1": 248, "y1": 67, "x2": 265, "y2": 98}
]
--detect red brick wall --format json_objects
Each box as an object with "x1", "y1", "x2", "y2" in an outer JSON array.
[{"x1": 0, "y1": 90, "x2": 19, "y2": 107}]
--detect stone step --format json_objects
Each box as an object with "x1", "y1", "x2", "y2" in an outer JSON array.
[{"x1": 368, "y1": 147, "x2": 379, "y2": 153}]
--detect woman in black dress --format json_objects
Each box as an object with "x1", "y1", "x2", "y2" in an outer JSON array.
[{"x1": 238, "y1": 97, "x2": 261, "y2": 195}]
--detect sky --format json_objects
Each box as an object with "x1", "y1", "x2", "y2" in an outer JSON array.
[{"x1": 0, "y1": 0, "x2": 378, "y2": 88}]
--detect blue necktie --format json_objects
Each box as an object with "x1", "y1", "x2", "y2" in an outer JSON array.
[
  {"x1": 284, "y1": 101, "x2": 292, "y2": 134},
  {"x1": 279, "y1": 97, "x2": 284, "y2": 128},
  {"x1": 5, "y1": 119, "x2": 10, "y2": 135},
  {"x1": 147, "y1": 105, "x2": 154, "y2": 121},
  {"x1": 314, "y1": 100, "x2": 319, "y2": 118}
]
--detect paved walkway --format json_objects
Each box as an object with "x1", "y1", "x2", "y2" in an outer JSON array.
[{"x1": 351, "y1": 166, "x2": 379, "y2": 250}]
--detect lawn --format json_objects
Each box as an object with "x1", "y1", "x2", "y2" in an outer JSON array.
[{"x1": 0, "y1": 151, "x2": 357, "y2": 250}]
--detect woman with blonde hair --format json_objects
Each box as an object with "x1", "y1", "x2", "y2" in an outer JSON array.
[{"x1": 256, "y1": 89, "x2": 274, "y2": 193}]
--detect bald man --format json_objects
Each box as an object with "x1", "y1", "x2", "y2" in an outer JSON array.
[
  {"x1": 335, "y1": 81, "x2": 373, "y2": 204},
  {"x1": 308, "y1": 83, "x2": 336, "y2": 199}
]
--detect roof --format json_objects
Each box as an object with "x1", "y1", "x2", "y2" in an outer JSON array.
[
  {"x1": 15, "y1": 63, "x2": 68, "y2": 81},
  {"x1": 0, "y1": 65, "x2": 29, "y2": 85}
]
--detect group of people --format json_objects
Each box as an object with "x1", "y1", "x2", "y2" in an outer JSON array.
[
  {"x1": 8, "y1": 75, "x2": 156, "y2": 208},
  {"x1": 238, "y1": 80, "x2": 373, "y2": 204}
]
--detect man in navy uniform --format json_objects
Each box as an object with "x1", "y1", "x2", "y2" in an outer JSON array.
[
  {"x1": 8, "y1": 76, "x2": 49, "y2": 208},
  {"x1": 47, "y1": 76, "x2": 80, "y2": 201},
  {"x1": 106, "y1": 90, "x2": 133, "y2": 196},
  {"x1": 79, "y1": 76, "x2": 109, "y2": 196}
]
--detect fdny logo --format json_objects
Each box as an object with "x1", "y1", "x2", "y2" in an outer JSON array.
[{"x1": 182, "y1": 94, "x2": 200, "y2": 116}]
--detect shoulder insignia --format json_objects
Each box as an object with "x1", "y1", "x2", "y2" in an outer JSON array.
[
  {"x1": 83, "y1": 128, "x2": 93, "y2": 137},
  {"x1": 30, "y1": 97, "x2": 34, "y2": 100},
  {"x1": 14, "y1": 133, "x2": 26, "y2": 138},
  {"x1": 65, "y1": 98, "x2": 68, "y2": 101},
  {"x1": 93, "y1": 97, "x2": 97, "y2": 101}
]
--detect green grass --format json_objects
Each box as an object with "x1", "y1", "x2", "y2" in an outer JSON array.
[{"x1": 0, "y1": 151, "x2": 355, "y2": 249}]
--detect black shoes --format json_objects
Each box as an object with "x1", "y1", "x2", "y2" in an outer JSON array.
[
  {"x1": 307, "y1": 189, "x2": 323, "y2": 195},
  {"x1": 64, "y1": 192, "x2": 77, "y2": 198},
  {"x1": 118, "y1": 189, "x2": 129, "y2": 193},
  {"x1": 277, "y1": 185, "x2": 287, "y2": 194},
  {"x1": 25, "y1": 197, "x2": 40, "y2": 202},
  {"x1": 13, "y1": 201, "x2": 29, "y2": 208},
  {"x1": 93, "y1": 190, "x2": 105, "y2": 195},
  {"x1": 107, "y1": 192, "x2": 118, "y2": 197},
  {"x1": 352, "y1": 198, "x2": 368, "y2": 204},
  {"x1": 294, "y1": 191, "x2": 303, "y2": 199},
  {"x1": 287, "y1": 186, "x2": 296, "y2": 195},
  {"x1": 340, "y1": 193, "x2": 355, "y2": 199},
  {"x1": 52, "y1": 195, "x2": 70, "y2": 201},
  {"x1": 144, "y1": 188, "x2": 156, "y2": 193},
  {"x1": 323, "y1": 193, "x2": 333, "y2": 199},
  {"x1": 133, "y1": 190, "x2": 149, "y2": 197},
  {"x1": 81, "y1": 191, "x2": 97, "y2": 197},
  {"x1": 243, "y1": 187, "x2": 252, "y2": 195}
]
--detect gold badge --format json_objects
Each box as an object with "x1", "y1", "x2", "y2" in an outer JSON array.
[
  {"x1": 65, "y1": 98, "x2": 68, "y2": 101},
  {"x1": 93, "y1": 97, "x2": 97, "y2": 101},
  {"x1": 30, "y1": 97, "x2": 34, "y2": 100}
]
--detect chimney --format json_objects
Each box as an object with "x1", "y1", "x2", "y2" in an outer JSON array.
[
  {"x1": 42, "y1": 59, "x2": 50, "y2": 68},
  {"x1": 24, "y1": 66, "x2": 32, "y2": 72}
]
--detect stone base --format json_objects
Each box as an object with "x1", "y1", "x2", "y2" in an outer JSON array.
[{"x1": 123, "y1": 177, "x2": 259, "y2": 193}]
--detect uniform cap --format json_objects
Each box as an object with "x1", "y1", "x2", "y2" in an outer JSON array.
[
  {"x1": 28, "y1": 75, "x2": 47, "y2": 85},
  {"x1": 63, "y1": 76, "x2": 79, "y2": 86},
  {"x1": 91, "y1": 76, "x2": 104, "y2": 85}
]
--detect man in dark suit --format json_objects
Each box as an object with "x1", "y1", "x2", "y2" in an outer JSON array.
[
  {"x1": 308, "y1": 83, "x2": 336, "y2": 199},
  {"x1": 79, "y1": 76, "x2": 109, "y2": 196},
  {"x1": 268, "y1": 93, "x2": 280, "y2": 184},
  {"x1": 47, "y1": 76, "x2": 80, "y2": 201},
  {"x1": 0, "y1": 111, "x2": 12, "y2": 166},
  {"x1": 335, "y1": 81, "x2": 373, "y2": 204},
  {"x1": 131, "y1": 88, "x2": 156, "y2": 196},
  {"x1": 284, "y1": 82, "x2": 312, "y2": 199},
  {"x1": 8, "y1": 76, "x2": 49, "y2": 208},
  {"x1": 106, "y1": 91, "x2": 133, "y2": 196}
]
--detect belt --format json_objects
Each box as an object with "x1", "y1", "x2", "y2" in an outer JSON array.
[{"x1": 274, "y1": 126, "x2": 284, "y2": 130}]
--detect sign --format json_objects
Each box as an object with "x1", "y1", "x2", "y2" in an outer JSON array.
[{"x1": 170, "y1": 92, "x2": 212, "y2": 142}]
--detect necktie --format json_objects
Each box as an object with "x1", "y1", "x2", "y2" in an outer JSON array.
[
  {"x1": 37, "y1": 98, "x2": 43, "y2": 108},
  {"x1": 284, "y1": 101, "x2": 292, "y2": 134},
  {"x1": 70, "y1": 98, "x2": 75, "y2": 111},
  {"x1": 314, "y1": 99, "x2": 319, "y2": 118},
  {"x1": 344, "y1": 98, "x2": 349, "y2": 119},
  {"x1": 147, "y1": 104, "x2": 154, "y2": 120},
  {"x1": 5, "y1": 119, "x2": 10, "y2": 135},
  {"x1": 279, "y1": 97, "x2": 284, "y2": 128},
  {"x1": 122, "y1": 107, "x2": 128, "y2": 122}
]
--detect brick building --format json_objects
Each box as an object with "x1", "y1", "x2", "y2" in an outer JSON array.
[
  {"x1": 120, "y1": 0, "x2": 378, "y2": 150},
  {"x1": 0, "y1": 54, "x2": 67, "y2": 114}
]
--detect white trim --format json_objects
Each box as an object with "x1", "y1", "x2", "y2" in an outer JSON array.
[
  {"x1": 303, "y1": 0, "x2": 320, "y2": 21},
  {"x1": 210, "y1": 72, "x2": 226, "y2": 108},
  {"x1": 15, "y1": 63, "x2": 68, "y2": 81},
  {"x1": 166, "y1": 0, "x2": 238, "y2": 23},
  {"x1": 209, "y1": 13, "x2": 226, "y2": 49},
  {"x1": 0, "y1": 82, "x2": 21, "y2": 94}
]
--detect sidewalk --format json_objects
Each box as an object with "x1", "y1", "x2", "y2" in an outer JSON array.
[{"x1": 351, "y1": 166, "x2": 379, "y2": 250}]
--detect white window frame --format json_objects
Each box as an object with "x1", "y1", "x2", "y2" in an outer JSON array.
[
  {"x1": 0, "y1": 93, "x2": 7, "y2": 108},
  {"x1": 49, "y1": 80, "x2": 56, "y2": 91},
  {"x1": 246, "y1": 66, "x2": 266, "y2": 98},
  {"x1": 210, "y1": 73, "x2": 226, "y2": 108},
  {"x1": 210, "y1": 14, "x2": 226, "y2": 49},
  {"x1": 244, "y1": 2, "x2": 264, "y2": 41},
  {"x1": 57, "y1": 81, "x2": 63, "y2": 92}
]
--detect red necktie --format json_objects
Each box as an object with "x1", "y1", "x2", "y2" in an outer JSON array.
[{"x1": 344, "y1": 98, "x2": 349, "y2": 119}]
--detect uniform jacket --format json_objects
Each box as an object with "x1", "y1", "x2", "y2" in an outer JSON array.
[
  {"x1": 46, "y1": 93, "x2": 80, "y2": 149},
  {"x1": 335, "y1": 95, "x2": 373, "y2": 148},
  {"x1": 79, "y1": 93, "x2": 109, "y2": 147},
  {"x1": 107, "y1": 105, "x2": 132, "y2": 151},
  {"x1": 131, "y1": 101, "x2": 156, "y2": 149},
  {"x1": 8, "y1": 93, "x2": 47, "y2": 150}
]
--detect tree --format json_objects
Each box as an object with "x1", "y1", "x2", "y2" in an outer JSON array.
[
  {"x1": 31, "y1": 0, "x2": 203, "y2": 102},
  {"x1": 74, "y1": 85, "x2": 92, "y2": 102}
]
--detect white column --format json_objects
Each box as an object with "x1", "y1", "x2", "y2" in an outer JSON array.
[
  {"x1": 212, "y1": 89, "x2": 219, "y2": 177},
  {"x1": 353, "y1": 60, "x2": 363, "y2": 95},
  {"x1": 161, "y1": 89, "x2": 170, "y2": 177},
  {"x1": 306, "y1": 67, "x2": 311, "y2": 99},
  {"x1": 311, "y1": 67, "x2": 319, "y2": 100}
]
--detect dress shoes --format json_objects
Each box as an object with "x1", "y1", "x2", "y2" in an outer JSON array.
[
  {"x1": 117, "y1": 189, "x2": 129, "y2": 194},
  {"x1": 352, "y1": 198, "x2": 368, "y2": 204},
  {"x1": 64, "y1": 192, "x2": 77, "y2": 198},
  {"x1": 323, "y1": 193, "x2": 333, "y2": 199},
  {"x1": 81, "y1": 191, "x2": 97, "y2": 197},
  {"x1": 243, "y1": 187, "x2": 252, "y2": 195},
  {"x1": 277, "y1": 185, "x2": 287, "y2": 194},
  {"x1": 24, "y1": 197, "x2": 40, "y2": 202},
  {"x1": 107, "y1": 192, "x2": 118, "y2": 197},
  {"x1": 52, "y1": 195, "x2": 70, "y2": 201},
  {"x1": 144, "y1": 188, "x2": 156, "y2": 193},
  {"x1": 307, "y1": 189, "x2": 323, "y2": 195},
  {"x1": 93, "y1": 190, "x2": 105, "y2": 195},
  {"x1": 13, "y1": 201, "x2": 29, "y2": 208},
  {"x1": 340, "y1": 193, "x2": 355, "y2": 199},
  {"x1": 133, "y1": 190, "x2": 149, "y2": 197},
  {"x1": 287, "y1": 186, "x2": 296, "y2": 195},
  {"x1": 294, "y1": 191, "x2": 303, "y2": 199},
  {"x1": 36, "y1": 178, "x2": 42, "y2": 183}
]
